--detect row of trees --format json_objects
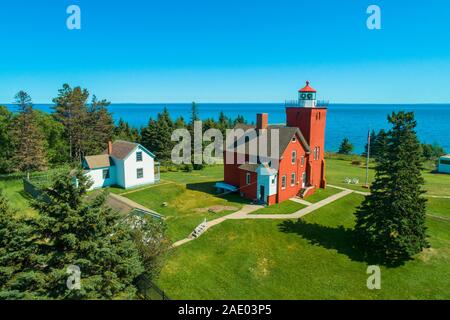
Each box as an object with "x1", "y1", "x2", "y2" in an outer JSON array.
[
  {"x1": 0, "y1": 86, "x2": 248, "y2": 175},
  {"x1": 140, "y1": 103, "x2": 247, "y2": 162},
  {"x1": 0, "y1": 86, "x2": 123, "y2": 174},
  {"x1": 338, "y1": 129, "x2": 445, "y2": 162},
  {"x1": 0, "y1": 170, "x2": 170, "y2": 299}
]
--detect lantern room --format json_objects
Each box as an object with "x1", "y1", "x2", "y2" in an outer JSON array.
[{"x1": 298, "y1": 81, "x2": 317, "y2": 107}]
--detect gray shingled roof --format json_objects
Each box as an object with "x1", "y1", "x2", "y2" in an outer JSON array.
[
  {"x1": 84, "y1": 154, "x2": 112, "y2": 169},
  {"x1": 102, "y1": 140, "x2": 138, "y2": 160},
  {"x1": 228, "y1": 123, "x2": 311, "y2": 158}
]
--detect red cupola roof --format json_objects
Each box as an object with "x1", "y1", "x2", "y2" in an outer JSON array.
[{"x1": 299, "y1": 81, "x2": 316, "y2": 93}]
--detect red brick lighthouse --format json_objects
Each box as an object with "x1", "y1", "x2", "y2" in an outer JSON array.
[
  {"x1": 286, "y1": 81, "x2": 327, "y2": 191},
  {"x1": 221, "y1": 81, "x2": 327, "y2": 204}
]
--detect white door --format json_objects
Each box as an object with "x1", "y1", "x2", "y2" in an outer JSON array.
[{"x1": 302, "y1": 172, "x2": 307, "y2": 188}]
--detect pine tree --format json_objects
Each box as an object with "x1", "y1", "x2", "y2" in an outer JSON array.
[
  {"x1": 53, "y1": 84, "x2": 90, "y2": 161},
  {"x1": 30, "y1": 170, "x2": 144, "y2": 299},
  {"x1": 142, "y1": 108, "x2": 175, "y2": 161},
  {"x1": 354, "y1": 111, "x2": 429, "y2": 265},
  {"x1": 85, "y1": 95, "x2": 114, "y2": 155},
  {"x1": 0, "y1": 191, "x2": 40, "y2": 299},
  {"x1": 11, "y1": 91, "x2": 47, "y2": 176},
  {"x1": 338, "y1": 137, "x2": 354, "y2": 155},
  {"x1": 0, "y1": 106, "x2": 14, "y2": 173}
]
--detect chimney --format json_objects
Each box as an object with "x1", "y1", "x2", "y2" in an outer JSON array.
[
  {"x1": 108, "y1": 141, "x2": 113, "y2": 155},
  {"x1": 256, "y1": 113, "x2": 268, "y2": 130}
]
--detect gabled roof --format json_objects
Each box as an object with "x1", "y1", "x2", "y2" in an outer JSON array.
[
  {"x1": 102, "y1": 140, "x2": 139, "y2": 160},
  {"x1": 84, "y1": 154, "x2": 112, "y2": 170},
  {"x1": 229, "y1": 123, "x2": 311, "y2": 158}
]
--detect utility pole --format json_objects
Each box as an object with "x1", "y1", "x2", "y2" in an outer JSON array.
[{"x1": 364, "y1": 129, "x2": 371, "y2": 188}]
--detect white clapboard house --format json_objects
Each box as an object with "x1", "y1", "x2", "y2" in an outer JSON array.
[{"x1": 82, "y1": 140, "x2": 160, "y2": 190}]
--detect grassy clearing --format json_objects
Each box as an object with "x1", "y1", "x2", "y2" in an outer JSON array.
[
  {"x1": 325, "y1": 158, "x2": 375, "y2": 192},
  {"x1": 306, "y1": 186, "x2": 342, "y2": 203},
  {"x1": 161, "y1": 165, "x2": 224, "y2": 185},
  {"x1": 325, "y1": 157, "x2": 450, "y2": 196},
  {"x1": 157, "y1": 193, "x2": 450, "y2": 299},
  {"x1": 123, "y1": 181, "x2": 248, "y2": 242},
  {"x1": 426, "y1": 197, "x2": 450, "y2": 218},
  {"x1": 0, "y1": 178, "x2": 36, "y2": 218},
  {"x1": 251, "y1": 200, "x2": 306, "y2": 215}
]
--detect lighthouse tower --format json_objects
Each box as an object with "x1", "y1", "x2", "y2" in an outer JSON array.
[
  {"x1": 286, "y1": 81, "x2": 327, "y2": 189},
  {"x1": 298, "y1": 81, "x2": 317, "y2": 107}
]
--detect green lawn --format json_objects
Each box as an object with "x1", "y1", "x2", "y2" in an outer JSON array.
[
  {"x1": 161, "y1": 165, "x2": 224, "y2": 185},
  {"x1": 123, "y1": 181, "x2": 248, "y2": 242},
  {"x1": 157, "y1": 193, "x2": 450, "y2": 299},
  {"x1": 305, "y1": 186, "x2": 342, "y2": 203},
  {"x1": 251, "y1": 200, "x2": 306, "y2": 215},
  {"x1": 325, "y1": 158, "x2": 375, "y2": 192},
  {"x1": 325, "y1": 158, "x2": 450, "y2": 196},
  {"x1": 426, "y1": 197, "x2": 450, "y2": 218},
  {"x1": 0, "y1": 178, "x2": 36, "y2": 218}
]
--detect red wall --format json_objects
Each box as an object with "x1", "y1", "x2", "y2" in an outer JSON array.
[
  {"x1": 238, "y1": 170, "x2": 257, "y2": 200},
  {"x1": 224, "y1": 151, "x2": 240, "y2": 186},
  {"x1": 276, "y1": 134, "x2": 307, "y2": 203},
  {"x1": 286, "y1": 107, "x2": 327, "y2": 189}
]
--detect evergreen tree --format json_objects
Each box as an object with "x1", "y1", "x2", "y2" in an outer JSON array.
[
  {"x1": 53, "y1": 84, "x2": 90, "y2": 161},
  {"x1": 114, "y1": 119, "x2": 141, "y2": 142},
  {"x1": 174, "y1": 116, "x2": 186, "y2": 129},
  {"x1": 141, "y1": 108, "x2": 174, "y2": 160},
  {"x1": 338, "y1": 137, "x2": 354, "y2": 155},
  {"x1": 0, "y1": 191, "x2": 40, "y2": 299},
  {"x1": 11, "y1": 91, "x2": 47, "y2": 176},
  {"x1": 53, "y1": 84, "x2": 113, "y2": 161},
  {"x1": 0, "y1": 106, "x2": 14, "y2": 173},
  {"x1": 85, "y1": 95, "x2": 114, "y2": 155},
  {"x1": 421, "y1": 143, "x2": 445, "y2": 161},
  {"x1": 233, "y1": 115, "x2": 246, "y2": 126},
  {"x1": 372, "y1": 129, "x2": 388, "y2": 161},
  {"x1": 354, "y1": 111, "x2": 429, "y2": 265},
  {"x1": 34, "y1": 110, "x2": 69, "y2": 165},
  {"x1": 29, "y1": 170, "x2": 144, "y2": 299}
]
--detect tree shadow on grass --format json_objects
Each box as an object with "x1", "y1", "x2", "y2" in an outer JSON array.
[
  {"x1": 186, "y1": 181, "x2": 250, "y2": 205},
  {"x1": 278, "y1": 219, "x2": 408, "y2": 267}
]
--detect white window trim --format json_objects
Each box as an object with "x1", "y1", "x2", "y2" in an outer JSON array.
[
  {"x1": 292, "y1": 150, "x2": 297, "y2": 164},
  {"x1": 291, "y1": 173, "x2": 296, "y2": 186},
  {"x1": 136, "y1": 151, "x2": 143, "y2": 162},
  {"x1": 137, "y1": 168, "x2": 144, "y2": 179},
  {"x1": 281, "y1": 175, "x2": 286, "y2": 189},
  {"x1": 103, "y1": 169, "x2": 110, "y2": 180}
]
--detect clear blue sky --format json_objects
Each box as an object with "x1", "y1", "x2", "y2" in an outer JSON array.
[{"x1": 1, "y1": 0, "x2": 450, "y2": 103}]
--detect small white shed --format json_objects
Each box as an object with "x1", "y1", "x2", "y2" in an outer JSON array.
[{"x1": 438, "y1": 155, "x2": 450, "y2": 174}]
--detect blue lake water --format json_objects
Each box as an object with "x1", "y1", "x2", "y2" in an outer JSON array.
[{"x1": 6, "y1": 103, "x2": 450, "y2": 154}]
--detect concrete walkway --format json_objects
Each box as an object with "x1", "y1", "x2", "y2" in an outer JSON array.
[
  {"x1": 327, "y1": 184, "x2": 370, "y2": 196},
  {"x1": 290, "y1": 197, "x2": 312, "y2": 206},
  {"x1": 233, "y1": 190, "x2": 353, "y2": 220},
  {"x1": 172, "y1": 189, "x2": 352, "y2": 247}
]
